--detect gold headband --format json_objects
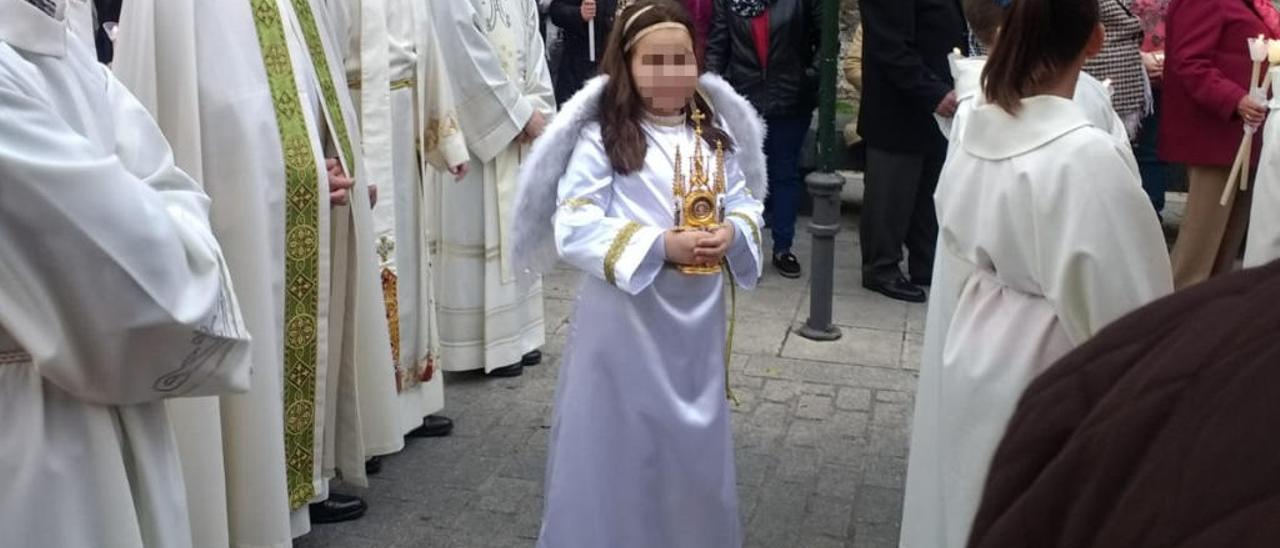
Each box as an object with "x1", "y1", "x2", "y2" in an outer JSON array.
[{"x1": 624, "y1": 22, "x2": 691, "y2": 51}]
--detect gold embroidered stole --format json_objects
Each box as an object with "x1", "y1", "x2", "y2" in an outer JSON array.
[{"x1": 247, "y1": 0, "x2": 324, "y2": 510}]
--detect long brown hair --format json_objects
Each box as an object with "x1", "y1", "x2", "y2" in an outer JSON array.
[
  {"x1": 598, "y1": 0, "x2": 734, "y2": 175},
  {"x1": 982, "y1": 0, "x2": 1099, "y2": 113}
]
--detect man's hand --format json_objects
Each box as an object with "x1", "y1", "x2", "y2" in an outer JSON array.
[
  {"x1": 327, "y1": 158, "x2": 354, "y2": 207},
  {"x1": 519, "y1": 110, "x2": 547, "y2": 144},
  {"x1": 935, "y1": 90, "x2": 959, "y2": 119},
  {"x1": 693, "y1": 224, "x2": 736, "y2": 265},
  {"x1": 1239, "y1": 94, "x2": 1267, "y2": 127},
  {"x1": 581, "y1": 0, "x2": 596, "y2": 22},
  {"x1": 449, "y1": 162, "x2": 469, "y2": 182}
]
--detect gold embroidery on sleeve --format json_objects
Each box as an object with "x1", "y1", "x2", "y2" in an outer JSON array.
[
  {"x1": 560, "y1": 197, "x2": 597, "y2": 210},
  {"x1": 604, "y1": 222, "x2": 644, "y2": 287},
  {"x1": 423, "y1": 116, "x2": 460, "y2": 153},
  {"x1": 727, "y1": 212, "x2": 761, "y2": 248}
]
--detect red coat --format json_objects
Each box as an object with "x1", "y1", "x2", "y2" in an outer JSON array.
[{"x1": 1160, "y1": 0, "x2": 1277, "y2": 167}]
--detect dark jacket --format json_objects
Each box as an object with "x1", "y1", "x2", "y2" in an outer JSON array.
[
  {"x1": 549, "y1": 0, "x2": 616, "y2": 106},
  {"x1": 857, "y1": 0, "x2": 965, "y2": 153},
  {"x1": 705, "y1": 0, "x2": 821, "y2": 118},
  {"x1": 969, "y1": 259, "x2": 1280, "y2": 548}
]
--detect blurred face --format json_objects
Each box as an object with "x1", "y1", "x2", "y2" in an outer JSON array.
[{"x1": 629, "y1": 27, "x2": 698, "y2": 114}]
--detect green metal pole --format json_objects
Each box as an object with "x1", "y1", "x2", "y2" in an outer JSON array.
[
  {"x1": 815, "y1": 0, "x2": 840, "y2": 173},
  {"x1": 797, "y1": 0, "x2": 846, "y2": 341}
]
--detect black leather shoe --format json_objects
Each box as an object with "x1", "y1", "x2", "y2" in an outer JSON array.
[
  {"x1": 309, "y1": 493, "x2": 367, "y2": 524},
  {"x1": 864, "y1": 277, "x2": 927, "y2": 303},
  {"x1": 365, "y1": 456, "x2": 382, "y2": 476},
  {"x1": 910, "y1": 276, "x2": 932, "y2": 287},
  {"x1": 521, "y1": 350, "x2": 542, "y2": 367},
  {"x1": 487, "y1": 362, "x2": 524, "y2": 378},
  {"x1": 407, "y1": 414, "x2": 454, "y2": 438},
  {"x1": 773, "y1": 252, "x2": 802, "y2": 279}
]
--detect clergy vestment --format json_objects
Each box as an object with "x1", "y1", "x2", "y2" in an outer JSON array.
[
  {"x1": 113, "y1": 0, "x2": 323, "y2": 544},
  {"x1": 429, "y1": 0, "x2": 552, "y2": 373},
  {"x1": 899, "y1": 96, "x2": 1174, "y2": 548},
  {"x1": 327, "y1": 0, "x2": 469, "y2": 434},
  {"x1": 513, "y1": 74, "x2": 769, "y2": 548},
  {"x1": 1245, "y1": 67, "x2": 1280, "y2": 268},
  {"x1": 0, "y1": 1, "x2": 252, "y2": 546},
  {"x1": 285, "y1": 0, "x2": 404, "y2": 530}
]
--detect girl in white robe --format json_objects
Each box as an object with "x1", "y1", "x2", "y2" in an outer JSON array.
[
  {"x1": 899, "y1": 1, "x2": 1174, "y2": 547},
  {"x1": 512, "y1": 2, "x2": 768, "y2": 546}
]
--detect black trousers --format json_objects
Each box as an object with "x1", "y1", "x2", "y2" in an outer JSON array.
[{"x1": 859, "y1": 144, "x2": 946, "y2": 284}]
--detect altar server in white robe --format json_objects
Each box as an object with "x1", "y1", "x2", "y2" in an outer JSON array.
[
  {"x1": 0, "y1": 1, "x2": 251, "y2": 546},
  {"x1": 513, "y1": 3, "x2": 767, "y2": 545},
  {"x1": 938, "y1": 0, "x2": 1128, "y2": 145},
  {"x1": 430, "y1": 0, "x2": 554, "y2": 377},
  {"x1": 1246, "y1": 64, "x2": 1280, "y2": 268},
  {"x1": 899, "y1": 1, "x2": 1174, "y2": 547},
  {"x1": 325, "y1": 0, "x2": 470, "y2": 438}
]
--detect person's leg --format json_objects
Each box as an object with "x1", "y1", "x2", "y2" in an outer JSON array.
[
  {"x1": 860, "y1": 146, "x2": 924, "y2": 284},
  {"x1": 905, "y1": 141, "x2": 945, "y2": 284},
  {"x1": 1214, "y1": 183, "x2": 1253, "y2": 275},
  {"x1": 1135, "y1": 91, "x2": 1168, "y2": 215},
  {"x1": 763, "y1": 115, "x2": 810, "y2": 254},
  {"x1": 1170, "y1": 165, "x2": 1234, "y2": 289}
]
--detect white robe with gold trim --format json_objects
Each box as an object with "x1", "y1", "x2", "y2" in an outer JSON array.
[{"x1": 429, "y1": 0, "x2": 551, "y2": 373}]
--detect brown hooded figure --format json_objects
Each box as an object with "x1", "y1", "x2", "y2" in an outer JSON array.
[{"x1": 969, "y1": 259, "x2": 1280, "y2": 548}]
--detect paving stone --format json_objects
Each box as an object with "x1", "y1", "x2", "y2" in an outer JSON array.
[
  {"x1": 864, "y1": 455, "x2": 908, "y2": 490},
  {"x1": 736, "y1": 451, "x2": 776, "y2": 488},
  {"x1": 804, "y1": 496, "x2": 856, "y2": 538},
  {"x1": 868, "y1": 424, "x2": 911, "y2": 459},
  {"x1": 800, "y1": 382, "x2": 837, "y2": 397},
  {"x1": 775, "y1": 446, "x2": 822, "y2": 486},
  {"x1": 733, "y1": 317, "x2": 794, "y2": 356},
  {"x1": 782, "y1": 325, "x2": 903, "y2": 369},
  {"x1": 874, "y1": 390, "x2": 911, "y2": 404},
  {"x1": 797, "y1": 535, "x2": 849, "y2": 548},
  {"x1": 815, "y1": 464, "x2": 862, "y2": 500},
  {"x1": 750, "y1": 401, "x2": 791, "y2": 429},
  {"x1": 837, "y1": 387, "x2": 873, "y2": 411},
  {"x1": 762, "y1": 379, "x2": 802, "y2": 403},
  {"x1": 906, "y1": 303, "x2": 927, "y2": 334},
  {"x1": 852, "y1": 520, "x2": 902, "y2": 548},
  {"x1": 737, "y1": 285, "x2": 806, "y2": 320},
  {"x1": 542, "y1": 297, "x2": 574, "y2": 335},
  {"x1": 855, "y1": 485, "x2": 905, "y2": 525},
  {"x1": 832, "y1": 411, "x2": 871, "y2": 438},
  {"x1": 901, "y1": 331, "x2": 924, "y2": 370},
  {"x1": 797, "y1": 394, "x2": 835, "y2": 420},
  {"x1": 785, "y1": 419, "x2": 824, "y2": 448}
]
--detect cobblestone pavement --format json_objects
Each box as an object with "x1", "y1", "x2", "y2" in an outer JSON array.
[{"x1": 297, "y1": 213, "x2": 923, "y2": 548}]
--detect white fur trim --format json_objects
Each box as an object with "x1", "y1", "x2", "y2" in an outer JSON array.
[{"x1": 511, "y1": 73, "x2": 769, "y2": 282}]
